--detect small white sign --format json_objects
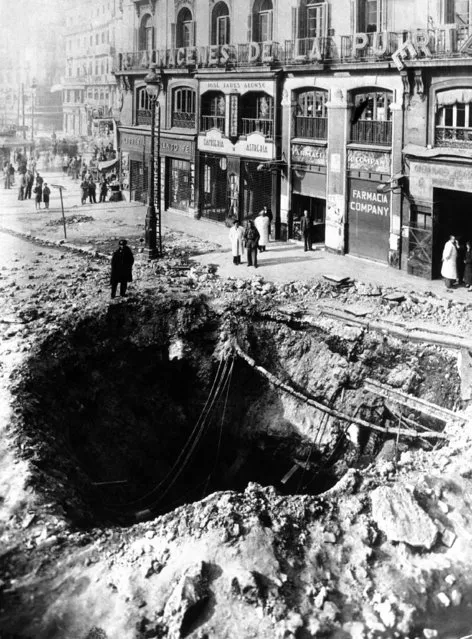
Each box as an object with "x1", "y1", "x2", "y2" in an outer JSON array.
[{"x1": 330, "y1": 153, "x2": 341, "y2": 173}]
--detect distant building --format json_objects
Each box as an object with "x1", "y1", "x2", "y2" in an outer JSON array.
[
  {"x1": 62, "y1": 0, "x2": 124, "y2": 152},
  {"x1": 111, "y1": 0, "x2": 472, "y2": 279}
]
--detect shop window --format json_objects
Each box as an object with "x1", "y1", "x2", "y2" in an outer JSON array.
[
  {"x1": 175, "y1": 8, "x2": 195, "y2": 48},
  {"x1": 350, "y1": 90, "x2": 392, "y2": 145},
  {"x1": 212, "y1": 2, "x2": 230, "y2": 45},
  {"x1": 169, "y1": 159, "x2": 191, "y2": 211},
  {"x1": 435, "y1": 89, "x2": 472, "y2": 147},
  {"x1": 201, "y1": 92, "x2": 226, "y2": 132},
  {"x1": 293, "y1": 89, "x2": 328, "y2": 139},
  {"x1": 172, "y1": 87, "x2": 196, "y2": 128},
  {"x1": 136, "y1": 86, "x2": 152, "y2": 125},
  {"x1": 240, "y1": 92, "x2": 274, "y2": 137},
  {"x1": 139, "y1": 14, "x2": 154, "y2": 51},
  {"x1": 251, "y1": 0, "x2": 273, "y2": 43},
  {"x1": 356, "y1": 0, "x2": 385, "y2": 32}
]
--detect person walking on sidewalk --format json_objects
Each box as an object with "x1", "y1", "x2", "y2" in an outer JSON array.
[
  {"x1": 80, "y1": 178, "x2": 89, "y2": 205},
  {"x1": 441, "y1": 235, "x2": 458, "y2": 290},
  {"x1": 244, "y1": 220, "x2": 260, "y2": 268},
  {"x1": 33, "y1": 182, "x2": 42, "y2": 210},
  {"x1": 229, "y1": 219, "x2": 245, "y2": 265},
  {"x1": 25, "y1": 170, "x2": 34, "y2": 199},
  {"x1": 110, "y1": 239, "x2": 134, "y2": 298},
  {"x1": 300, "y1": 210, "x2": 313, "y2": 252},
  {"x1": 42, "y1": 183, "x2": 51, "y2": 209},
  {"x1": 99, "y1": 178, "x2": 109, "y2": 203},
  {"x1": 464, "y1": 240, "x2": 472, "y2": 289},
  {"x1": 18, "y1": 173, "x2": 26, "y2": 200},
  {"x1": 255, "y1": 208, "x2": 270, "y2": 253},
  {"x1": 88, "y1": 177, "x2": 97, "y2": 204}
]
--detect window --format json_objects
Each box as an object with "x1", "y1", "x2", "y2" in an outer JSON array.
[
  {"x1": 172, "y1": 87, "x2": 196, "y2": 127},
  {"x1": 102, "y1": 32, "x2": 105, "y2": 43},
  {"x1": 169, "y1": 159, "x2": 192, "y2": 211},
  {"x1": 252, "y1": 0, "x2": 273, "y2": 42},
  {"x1": 240, "y1": 92, "x2": 274, "y2": 137},
  {"x1": 294, "y1": 1, "x2": 327, "y2": 40},
  {"x1": 294, "y1": 89, "x2": 328, "y2": 139},
  {"x1": 136, "y1": 86, "x2": 152, "y2": 125},
  {"x1": 350, "y1": 90, "x2": 392, "y2": 145},
  {"x1": 201, "y1": 91, "x2": 226, "y2": 132},
  {"x1": 139, "y1": 14, "x2": 154, "y2": 51},
  {"x1": 357, "y1": 0, "x2": 384, "y2": 32},
  {"x1": 436, "y1": 89, "x2": 472, "y2": 147},
  {"x1": 176, "y1": 8, "x2": 194, "y2": 48},
  {"x1": 96, "y1": 33, "x2": 99, "y2": 45},
  {"x1": 212, "y1": 2, "x2": 230, "y2": 45},
  {"x1": 445, "y1": 0, "x2": 471, "y2": 24}
]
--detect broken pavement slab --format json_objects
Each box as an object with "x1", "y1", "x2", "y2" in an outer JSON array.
[{"x1": 370, "y1": 485, "x2": 439, "y2": 549}]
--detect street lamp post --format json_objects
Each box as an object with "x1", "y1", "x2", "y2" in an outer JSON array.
[
  {"x1": 31, "y1": 81, "x2": 37, "y2": 145},
  {"x1": 143, "y1": 64, "x2": 163, "y2": 259}
]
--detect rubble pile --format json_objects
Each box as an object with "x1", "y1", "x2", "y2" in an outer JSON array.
[{"x1": 1, "y1": 235, "x2": 472, "y2": 638}]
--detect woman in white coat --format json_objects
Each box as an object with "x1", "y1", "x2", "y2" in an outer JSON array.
[
  {"x1": 254, "y1": 210, "x2": 270, "y2": 252},
  {"x1": 441, "y1": 235, "x2": 458, "y2": 289},
  {"x1": 229, "y1": 220, "x2": 245, "y2": 265}
]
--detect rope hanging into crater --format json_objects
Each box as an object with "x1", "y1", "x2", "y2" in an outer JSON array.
[
  {"x1": 231, "y1": 340, "x2": 447, "y2": 442},
  {"x1": 105, "y1": 352, "x2": 234, "y2": 512}
]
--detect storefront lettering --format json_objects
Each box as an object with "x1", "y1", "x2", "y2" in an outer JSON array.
[
  {"x1": 292, "y1": 144, "x2": 326, "y2": 165},
  {"x1": 121, "y1": 134, "x2": 145, "y2": 148},
  {"x1": 155, "y1": 42, "x2": 275, "y2": 69},
  {"x1": 161, "y1": 140, "x2": 191, "y2": 155},
  {"x1": 347, "y1": 149, "x2": 391, "y2": 173},
  {"x1": 350, "y1": 189, "x2": 389, "y2": 216},
  {"x1": 203, "y1": 137, "x2": 224, "y2": 148},
  {"x1": 246, "y1": 143, "x2": 268, "y2": 153}
]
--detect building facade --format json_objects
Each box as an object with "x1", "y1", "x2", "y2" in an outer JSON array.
[
  {"x1": 62, "y1": 0, "x2": 124, "y2": 152},
  {"x1": 113, "y1": 0, "x2": 472, "y2": 277}
]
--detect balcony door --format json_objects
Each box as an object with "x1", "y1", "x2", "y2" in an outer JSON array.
[
  {"x1": 252, "y1": 0, "x2": 273, "y2": 43},
  {"x1": 212, "y1": 2, "x2": 230, "y2": 45}
]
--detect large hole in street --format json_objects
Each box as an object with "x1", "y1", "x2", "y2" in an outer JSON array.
[{"x1": 12, "y1": 297, "x2": 457, "y2": 527}]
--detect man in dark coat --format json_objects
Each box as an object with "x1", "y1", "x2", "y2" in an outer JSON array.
[
  {"x1": 300, "y1": 209, "x2": 313, "y2": 252},
  {"x1": 110, "y1": 239, "x2": 134, "y2": 298},
  {"x1": 244, "y1": 220, "x2": 260, "y2": 268},
  {"x1": 88, "y1": 178, "x2": 97, "y2": 204}
]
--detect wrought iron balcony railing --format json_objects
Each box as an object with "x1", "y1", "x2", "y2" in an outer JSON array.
[
  {"x1": 201, "y1": 115, "x2": 225, "y2": 132},
  {"x1": 172, "y1": 112, "x2": 195, "y2": 128},
  {"x1": 436, "y1": 126, "x2": 472, "y2": 147},
  {"x1": 294, "y1": 116, "x2": 327, "y2": 139},
  {"x1": 241, "y1": 117, "x2": 273, "y2": 138},
  {"x1": 350, "y1": 120, "x2": 392, "y2": 146},
  {"x1": 137, "y1": 109, "x2": 152, "y2": 126}
]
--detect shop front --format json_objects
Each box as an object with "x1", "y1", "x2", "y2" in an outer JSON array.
[
  {"x1": 161, "y1": 135, "x2": 196, "y2": 215},
  {"x1": 346, "y1": 149, "x2": 392, "y2": 263},
  {"x1": 291, "y1": 143, "x2": 327, "y2": 243},
  {"x1": 406, "y1": 157, "x2": 472, "y2": 278},
  {"x1": 197, "y1": 76, "x2": 278, "y2": 226},
  {"x1": 119, "y1": 128, "x2": 150, "y2": 204}
]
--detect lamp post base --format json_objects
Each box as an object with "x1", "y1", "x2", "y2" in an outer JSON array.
[{"x1": 144, "y1": 204, "x2": 159, "y2": 260}]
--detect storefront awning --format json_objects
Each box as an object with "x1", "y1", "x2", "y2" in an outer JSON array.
[
  {"x1": 436, "y1": 89, "x2": 472, "y2": 108},
  {"x1": 98, "y1": 158, "x2": 118, "y2": 171}
]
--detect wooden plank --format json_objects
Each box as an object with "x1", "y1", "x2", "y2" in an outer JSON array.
[{"x1": 364, "y1": 378, "x2": 463, "y2": 424}]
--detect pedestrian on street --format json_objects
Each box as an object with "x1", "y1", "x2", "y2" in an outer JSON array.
[
  {"x1": 441, "y1": 234, "x2": 459, "y2": 290},
  {"x1": 229, "y1": 219, "x2": 245, "y2": 265},
  {"x1": 42, "y1": 183, "x2": 51, "y2": 209},
  {"x1": 18, "y1": 173, "x2": 26, "y2": 200},
  {"x1": 244, "y1": 220, "x2": 260, "y2": 268},
  {"x1": 88, "y1": 178, "x2": 97, "y2": 204},
  {"x1": 8, "y1": 163, "x2": 15, "y2": 186},
  {"x1": 80, "y1": 178, "x2": 89, "y2": 205},
  {"x1": 255, "y1": 208, "x2": 270, "y2": 252},
  {"x1": 99, "y1": 178, "x2": 108, "y2": 203},
  {"x1": 110, "y1": 239, "x2": 134, "y2": 298},
  {"x1": 35, "y1": 173, "x2": 43, "y2": 188},
  {"x1": 464, "y1": 240, "x2": 472, "y2": 289},
  {"x1": 25, "y1": 170, "x2": 34, "y2": 199},
  {"x1": 300, "y1": 210, "x2": 313, "y2": 252},
  {"x1": 33, "y1": 183, "x2": 42, "y2": 210},
  {"x1": 3, "y1": 163, "x2": 11, "y2": 189},
  {"x1": 259, "y1": 205, "x2": 273, "y2": 240}
]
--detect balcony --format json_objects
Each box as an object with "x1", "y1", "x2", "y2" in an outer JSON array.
[
  {"x1": 137, "y1": 109, "x2": 152, "y2": 126},
  {"x1": 241, "y1": 118, "x2": 273, "y2": 138},
  {"x1": 294, "y1": 116, "x2": 327, "y2": 140},
  {"x1": 435, "y1": 126, "x2": 472, "y2": 148},
  {"x1": 350, "y1": 120, "x2": 392, "y2": 146},
  {"x1": 172, "y1": 112, "x2": 195, "y2": 128},
  {"x1": 201, "y1": 115, "x2": 225, "y2": 133}
]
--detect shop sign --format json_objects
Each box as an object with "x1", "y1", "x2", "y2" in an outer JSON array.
[
  {"x1": 410, "y1": 160, "x2": 472, "y2": 194},
  {"x1": 198, "y1": 129, "x2": 274, "y2": 159},
  {"x1": 347, "y1": 149, "x2": 391, "y2": 174},
  {"x1": 120, "y1": 131, "x2": 147, "y2": 152},
  {"x1": 160, "y1": 137, "x2": 194, "y2": 159},
  {"x1": 291, "y1": 144, "x2": 326, "y2": 166},
  {"x1": 200, "y1": 79, "x2": 274, "y2": 97},
  {"x1": 349, "y1": 182, "x2": 390, "y2": 217}
]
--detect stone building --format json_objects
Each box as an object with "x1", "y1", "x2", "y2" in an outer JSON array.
[
  {"x1": 62, "y1": 0, "x2": 124, "y2": 151},
  {"x1": 113, "y1": 0, "x2": 472, "y2": 277}
]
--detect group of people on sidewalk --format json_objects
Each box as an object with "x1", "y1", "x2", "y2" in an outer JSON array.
[
  {"x1": 229, "y1": 206, "x2": 272, "y2": 268},
  {"x1": 3, "y1": 159, "x2": 50, "y2": 210},
  {"x1": 441, "y1": 235, "x2": 472, "y2": 291}
]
